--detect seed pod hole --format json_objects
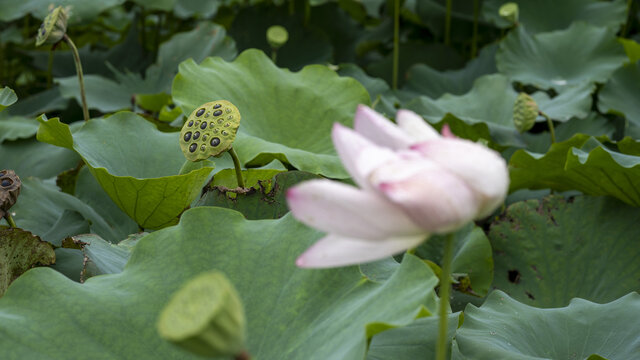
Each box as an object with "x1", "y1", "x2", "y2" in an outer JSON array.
[
  {"x1": 193, "y1": 132, "x2": 201, "y2": 140},
  {"x1": 196, "y1": 108, "x2": 205, "y2": 117},
  {"x1": 184, "y1": 132, "x2": 192, "y2": 142},
  {"x1": 211, "y1": 137, "x2": 221, "y2": 146},
  {"x1": 213, "y1": 110, "x2": 223, "y2": 117},
  {"x1": 189, "y1": 143, "x2": 198, "y2": 152}
]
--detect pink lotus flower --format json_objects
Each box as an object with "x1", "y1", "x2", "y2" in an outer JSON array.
[{"x1": 286, "y1": 105, "x2": 509, "y2": 268}]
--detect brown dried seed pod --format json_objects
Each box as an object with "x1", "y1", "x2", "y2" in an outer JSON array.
[{"x1": 0, "y1": 170, "x2": 21, "y2": 219}]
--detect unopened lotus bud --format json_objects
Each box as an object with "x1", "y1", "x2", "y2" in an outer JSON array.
[
  {"x1": 36, "y1": 6, "x2": 68, "y2": 47},
  {"x1": 180, "y1": 100, "x2": 241, "y2": 161},
  {"x1": 499, "y1": 2, "x2": 519, "y2": 24},
  {"x1": 0, "y1": 170, "x2": 21, "y2": 219},
  {"x1": 513, "y1": 93, "x2": 538, "y2": 133},
  {"x1": 267, "y1": 25, "x2": 288, "y2": 49},
  {"x1": 157, "y1": 271, "x2": 246, "y2": 357}
]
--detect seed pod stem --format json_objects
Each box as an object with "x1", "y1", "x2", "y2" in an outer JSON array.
[
  {"x1": 4, "y1": 214, "x2": 16, "y2": 228},
  {"x1": 435, "y1": 232, "x2": 455, "y2": 360},
  {"x1": 63, "y1": 34, "x2": 89, "y2": 122},
  {"x1": 540, "y1": 111, "x2": 556, "y2": 144},
  {"x1": 228, "y1": 147, "x2": 245, "y2": 189}
]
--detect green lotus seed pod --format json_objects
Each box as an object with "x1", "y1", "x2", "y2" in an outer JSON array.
[
  {"x1": 267, "y1": 25, "x2": 288, "y2": 49},
  {"x1": 35, "y1": 6, "x2": 68, "y2": 47},
  {"x1": 499, "y1": 2, "x2": 519, "y2": 24},
  {"x1": 157, "y1": 271, "x2": 246, "y2": 358},
  {"x1": 180, "y1": 100, "x2": 241, "y2": 161},
  {"x1": 513, "y1": 93, "x2": 538, "y2": 133}
]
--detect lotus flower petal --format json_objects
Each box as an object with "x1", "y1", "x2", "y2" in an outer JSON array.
[
  {"x1": 411, "y1": 138, "x2": 509, "y2": 218},
  {"x1": 295, "y1": 233, "x2": 427, "y2": 268},
  {"x1": 332, "y1": 123, "x2": 398, "y2": 190},
  {"x1": 353, "y1": 105, "x2": 412, "y2": 150},
  {"x1": 395, "y1": 110, "x2": 440, "y2": 142},
  {"x1": 287, "y1": 179, "x2": 423, "y2": 239},
  {"x1": 370, "y1": 158, "x2": 479, "y2": 233}
]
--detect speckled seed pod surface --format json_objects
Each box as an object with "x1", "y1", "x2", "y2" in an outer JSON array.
[
  {"x1": 0, "y1": 170, "x2": 21, "y2": 219},
  {"x1": 180, "y1": 100, "x2": 241, "y2": 161},
  {"x1": 35, "y1": 6, "x2": 67, "y2": 47}
]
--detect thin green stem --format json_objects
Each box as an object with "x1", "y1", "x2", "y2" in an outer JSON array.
[
  {"x1": 63, "y1": 34, "x2": 89, "y2": 122},
  {"x1": 471, "y1": 0, "x2": 479, "y2": 58},
  {"x1": 228, "y1": 147, "x2": 245, "y2": 189},
  {"x1": 621, "y1": 0, "x2": 633, "y2": 37},
  {"x1": 289, "y1": 0, "x2": 295, "y2": 15},
  {"x1": 541, "y1": 111, "x2": 556, "y2": 144},
  {"x1": 271, "y1": 48, "x2": 278, "y2": 64},
  {"x1": 4, "y1": 214, "x2": 17, "y2": 228},
  {"x1": 444, "y1": 0, "x2": 452, "y2": 46},
  {"x1": 47, "y1": 48, "x2": 54, "y2": 88},
  {"x1": 392, "y1": 0, "x2": 400, "y2": 90},
  {"x1": 435, "y1": 233, "x2": 455, "y2": 360},
  {"x1": 304, "y1": 0, "x2": 310, "y2": 26}
]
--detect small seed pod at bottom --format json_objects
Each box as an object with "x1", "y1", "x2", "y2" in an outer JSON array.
[
  {"x1": 35, "y1": 6, "x2": 69, "y2": 47},
  {"x1": 157, "y1": 270, "x2": 246, "y2": 357},
  {"x1": 499, "y1": 2, "x2": 519, "y2": 24},
  {"x1": 180, "y1": 100, "x2": 241, "y2": 161},
  {"x1": 513, "y1": 92, "x2": 538, "y2": 133},
  {"x1": 0, "y1": 170, "x2": 21, "y2": 219},
  {"x1": 267, "y1": 25, "x2": 289, "y2": 49}
]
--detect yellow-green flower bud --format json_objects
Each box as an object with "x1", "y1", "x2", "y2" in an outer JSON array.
[
  {"x1": 499, "y1": 2, "x2": 519, "y2": 24},
  {"x1": 179, "y1": 100, "x2": 241, "y2": 161},
  {"x1": 35, "y1": 6, "x2": 69, "y2": 47},
  {"x1": 513, "y1": 93, "x2": 538, "y2": 133},
  {"x1": 157, "y1": 271, "x2": 246, "y2": 358},
  {"x1": 267, "y1": 25, "x2": 289, "y2": 49}
]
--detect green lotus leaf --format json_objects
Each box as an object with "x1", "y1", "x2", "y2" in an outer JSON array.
[
  {"x1": 5, "y1": 177, "x2": 121, "y2": 245},
  {"x1": 404, "y1": 44, "x2": 497, "y2": 99},
  {"x1": 68, "y1": 234, "x2": 136, "y2": 275},
  {"x1": 0, "y1": 115, "x2": 39, "y2": 143},
  {"x1": 483, "y1": 0, "x2": 627, "y2": 33},
  {"x1": 0, "y1": 207, "x2": 439, "y2": 359},
  {"x1": 0, "y1": 228, "x2": 55, "y2": 298},
  {"x1": 489, "y1": 195, "x2": 640, "y2": 308},
  {"x1": 619, "y1": 38, "x2": 640, "y2": 63},
  {"x1": 496, "y1": 22, "x2": 627, "y2": 90},
  {"x1": 0, "y1": 138, "x2": 80, "y2": 179},
  {"x1": 366, "y1": 313, "x2": 460, "y2": 360},
  {"x1": 5, "y1": 87, "x2": 68, "y2": 118},
  {"x1": 57, "y1": 74, "x2": 131, "y2": 113},
  {"x1": 417, "y1": 224, "x2": 493, "y2": 298},
  {"x1": 0, "y1": 87, "x2": 17, "y2": 112},
  {"x1": 453, "y1": 290, "x2": 640, "y2": 359},
  {"x1": 172, "y1": 49, "x2": 370, "y2": 178},
  {"x1": 406, "y1": 74, "x2": 592, "y2": 147},
  {"x1": 36, "y1": 113, "x2": 214, "y2": 229},
  {"x1": 598, "y1": 62, "x2": 640, "y2": 138},
  {"x1": 0, "y1": 0, "x2": 125, "y2": 24},
  {"x1": 112, "y1": 22, "x2": 237, "y2": 96},
  {"x1": 509, "y1": 134, "x2": 640, "y2": 206},
  {"x1": 338, "y1": 63, "x2": 390, "y2": 103},
  {"x1": 197, "y1": 170, "x2": 321, "y2": 220}
]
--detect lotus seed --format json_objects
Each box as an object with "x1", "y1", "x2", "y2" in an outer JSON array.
[
  {"x1": 227, "y1": 115, "x2": 233, "y2": 120},
  {"x1": 193, "y1": 131, "x2": 201, "y2": 140},
  {"x1": 225, "y1": 123, "x2": 230, "y2": 127},
  {"x1": 217, "y1": 119, "x2": 223, "y2": 124},
  {"x1": 213, "y1": 110, "x2": 223, "y2": 116},
  {"x1": 203, "y1": 134, "x2": 208, "y2": 141},
  {"x1": 225, "y1": 108, "x2": 231, "y2": 113},
  {"x1": 187, "y1": 120, "x2": 194, "y2": 127},
  {"x1": 213, "y1": 104, "x2": 221, "y2": 109},
  {"x1": 196, "y1": 108, "x2": 205, "y2": 117},
  {"x1": 184, "y1": 132, "x2": 192, "y2": 141},
  {"x1": 200, "y1": 122, "x2": 207, "y2": 130},
  {"x1": 222, "y1": 130, "x2": 229, "y2": 136},
  {"x1": 205, "y1": 112, "x2": 210, "y2": 118},
  {"x1": 189, "y1": 143, "x2": 197, "y2": 152},
  {"x1": 211, "y1": 137, "x2": 220, "y2": 146},
  {"x1": 200, "y1": 144, "x2": 206, "y2": 151},
  {"x1": 1, "y1": 179, "x2": 11, "y2": 187}
]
